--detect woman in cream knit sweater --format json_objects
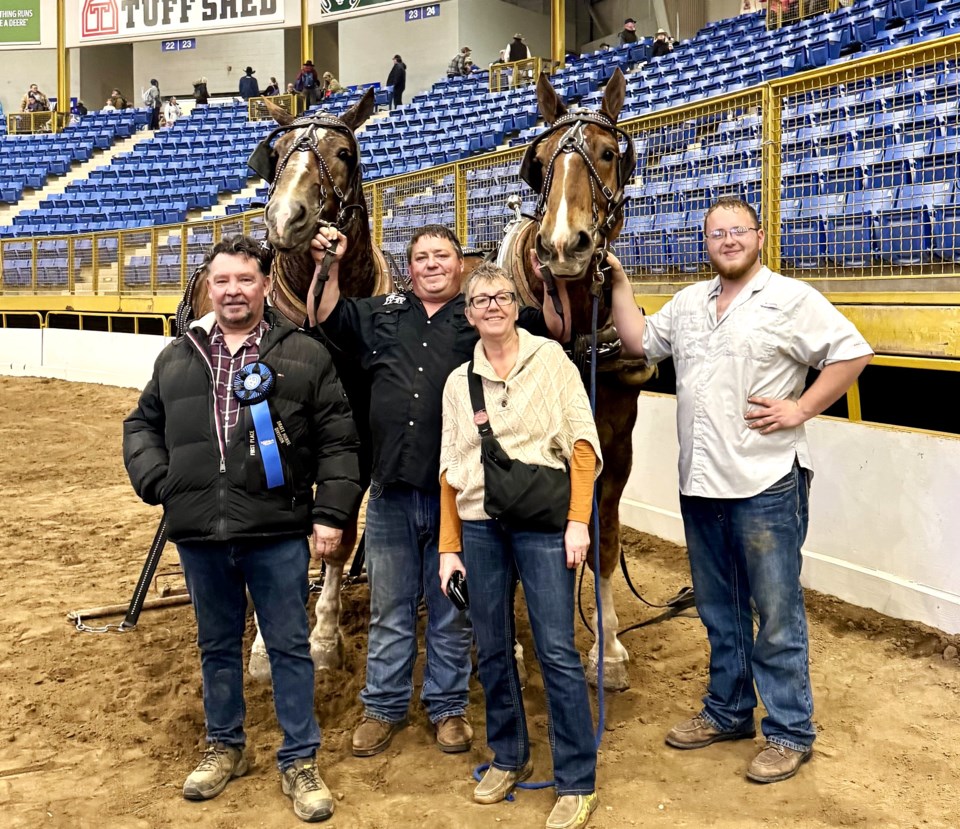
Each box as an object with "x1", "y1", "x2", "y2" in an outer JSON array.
[{"x1": 438, "y1": 262, "x2": 602, "y2": 829}]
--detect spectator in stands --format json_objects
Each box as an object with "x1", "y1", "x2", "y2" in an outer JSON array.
[
  {"x1": 239, "y1": 66, "x2": 260, "y2": 100},
  {"x1": 387, "y1": 55, "x2": 406, "y2": 109},
  {"x1": 618, "y1": 17, "x2": 638, "y2": 45},
  {"x1": 75, "y1": 100, "x2": 88, "y2": 117},
  {"x1": 103, "y1": 99, "x2": 116, "y2": 113},
  {"x1": 651, "y1": 28, "x2": 674, "y2": 58},
  {"x1": 263, "y1": 77, "x2": 280, "y2": 97},
  {"x1": 608, "y1": 196, "x2": 873, "y2": 785},
  {"x1": 21, "y1": 84, "x2": 49, "y2": 112},
  {"x1": 447, "y1": 47, "x2": 473, "y2": 78},
  {"x1": 193, "y1": 77, "x2": 209, "y2": 106},
  {"x1": 143, "y1": 79, "x2": 161, "y2": 130},
  {"x1": 322, "y1": 72, "x2": 344, "y2": 98},
  {"x1": 164, "y1": 96, "x2": 182, "y2": 127},
  {"x1": 598, "y1": 42, "x2": 612, "y2": 51},
  {"x1": 124, "y1": 235, "x2": 361, "y2": 824},
  {"x1": 295, "y1": 60, "x2": 321, "y2": 108},
  {"x1": 505, "y1": 33, "x2": 531, "y2": 62},
  {"x1": 110, "y1": 88, "x2": 128, "y2": 109}
]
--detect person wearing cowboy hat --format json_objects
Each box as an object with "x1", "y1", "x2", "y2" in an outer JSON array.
[
  {"x1": 651, "y1": 28, "x2": 674, "y2": 58},
  {"x1": 618, "y1": 17, "x2": 638, "y2": 45},
  {"x1": 505, "y1": 32, "x2": 531, "y2": 62},
  {"x1": 239, "y1": 66, "x2": 259, "y2": 100}
]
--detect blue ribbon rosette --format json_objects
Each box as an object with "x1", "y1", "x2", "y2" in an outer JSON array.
[{"x1": 233, "y1": 361, "x2": 285, "y2": 489}]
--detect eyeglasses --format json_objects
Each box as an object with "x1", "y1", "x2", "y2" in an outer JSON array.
[
  {"x1": 469, "y1": 291, "x2": 517, "y2": 309},
  {"x1": 705, "y1": 226, "x2": 760, "y2": 241}
]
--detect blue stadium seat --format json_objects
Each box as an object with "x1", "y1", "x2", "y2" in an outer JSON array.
[{"x1": 878, "y1": 181, "x2": 954, "y2": 264}]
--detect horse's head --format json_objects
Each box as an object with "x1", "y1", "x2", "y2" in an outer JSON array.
[
  {"x1": 521, "y1": 68, "x2": 633, "y2": 278},
  {"x1": 250, "y1": 90, "x2": 376, "y2": 253}
]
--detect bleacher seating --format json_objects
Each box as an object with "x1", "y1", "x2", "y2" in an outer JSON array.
[{"x1": 3, "y1": 0, "x2": 960, "y2": 281}]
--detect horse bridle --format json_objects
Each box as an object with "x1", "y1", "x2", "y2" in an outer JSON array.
[
  {"x1": 518, "y1": 110, "x2": 635, "y2": 330},
  {"x1": 519, "y1": 110, "x2": 636, "y2": 251},
  {"x1": 247, "y1": 112, "x2": 368, "y2": 321}
]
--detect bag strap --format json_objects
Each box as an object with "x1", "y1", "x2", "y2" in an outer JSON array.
[{"x1": 467, "y1": 359, "x2": 494, "y2": 438}]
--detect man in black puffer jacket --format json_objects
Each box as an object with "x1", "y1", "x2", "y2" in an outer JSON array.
[{"x1": 123, "y1": 236, "x2": 360, "y2": 824}]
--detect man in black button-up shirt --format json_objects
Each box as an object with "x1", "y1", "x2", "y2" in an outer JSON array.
[{"x1": 309, "y1": 224, "x2": 551, "y2": 759}]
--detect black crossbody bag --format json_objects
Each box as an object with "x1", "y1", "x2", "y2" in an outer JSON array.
[{"x1": 467, "y1": 360, "x2": 570, "y2": 533}]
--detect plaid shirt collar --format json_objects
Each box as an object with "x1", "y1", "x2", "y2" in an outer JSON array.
[{"x1": 208, "y1": 317, "x2": 271, "y2": 442}]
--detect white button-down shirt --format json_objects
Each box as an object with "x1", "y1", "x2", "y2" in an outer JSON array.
[{"x1": 642, "y1": 267, "x2": 873, "y2": 498}]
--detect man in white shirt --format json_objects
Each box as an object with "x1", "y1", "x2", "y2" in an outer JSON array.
[{"x1": 609, "y1": 196, "x2": 873, "y2": 783}]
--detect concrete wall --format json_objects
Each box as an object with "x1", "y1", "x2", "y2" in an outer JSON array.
[
  {"x1": 79, "y1": 42, "x2": 133, "y2": 112},
  {"x1": 131, "y1": 30, "x2": 287, "y2": 101},
  {"x1": 0, "y1": 49, "x2": 58, "y2": 117},
  {"x1": 339, "y1": 3, "x2": 458, "y2": 101},
  {"x1": 458, "y1": 0, "x2": 551, "y2": 68},
  {"x1": 622, "y1": 393, "x2": 960, "y2": 636}
]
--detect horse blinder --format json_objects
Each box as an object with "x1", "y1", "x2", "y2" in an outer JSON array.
[{"x1": 247, "y1": 137, "x2": 278, "y2": 183}]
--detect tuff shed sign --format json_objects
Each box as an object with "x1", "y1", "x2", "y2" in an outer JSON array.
[{"x1": 79, "y1": 0, "x2": 284, "y2": 42}]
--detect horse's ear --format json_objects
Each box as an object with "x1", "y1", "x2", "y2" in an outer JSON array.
[
  {"x1": 536, "y1": 72, "x2": 566, "y2": 125},
  {"x1": 601, "y1": 68, "x2": 626, "y2": 123},
  {"x1": 340, "y1": 87, "x2": 376, "y2": 132},
  {"x1": 263, "y1": 97, "x2": 295, "y2": 127}
]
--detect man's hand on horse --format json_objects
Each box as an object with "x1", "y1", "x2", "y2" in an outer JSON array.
[
  {"x1": 310, "y1": 227, "x2": 348, "y2": 266},
  {"x1": 311, "y1": 523, "x2": 344, "y2": 562}
]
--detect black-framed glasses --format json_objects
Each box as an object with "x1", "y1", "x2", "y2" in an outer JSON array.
[
  {"x1": 705, "y1": 226, "x2": 760, "y2": 241},
  {"x1": 469, "y1": 291, "x2": 517, "y2": 309}
]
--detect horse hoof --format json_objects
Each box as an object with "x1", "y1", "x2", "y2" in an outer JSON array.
[
  {"x1": 310, "y1": 635, "x2": 344, "y2": 672},
  {"x1": 248, "y1": 649, "x2": 272, "y2": 682},
  {"x1": 585, "y1": 653, "x2": 630, "y2": 692}
]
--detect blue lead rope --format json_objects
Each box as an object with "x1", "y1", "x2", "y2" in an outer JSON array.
[{"x1": 472, "y1": 291, "x2": 606, "y2": 795}]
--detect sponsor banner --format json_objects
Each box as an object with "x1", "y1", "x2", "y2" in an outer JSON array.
[
  {"x1": 0, "y1": 0, "x2": 40, "y2": 44},
  {"x1": 318, "y1": 0, "x2": 446, "y2": 23},
  {"x1": 78, "y1": 0, "x2": 285, "y2": 44}
]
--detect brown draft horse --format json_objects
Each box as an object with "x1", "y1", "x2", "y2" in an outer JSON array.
[
  {"x1": 497, "y1": 68, "x2": 656, "y2": 690},
  {"x1": 181, "y1": 90, "x2": 394, "y2": 677}
]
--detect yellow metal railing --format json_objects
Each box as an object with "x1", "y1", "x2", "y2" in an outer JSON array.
[
  {"x1": 766, "y1": 0, "x2": 842, "y2": 30},
  {"x1": 248, "y1": 93, "x2": 302, "y2": 120},
  {"x1": 5, "y1": 111, "x2": 71, "y2": 135},
  {"x1": 489, "y1": 57, "x2": 561, "y2": 93}
]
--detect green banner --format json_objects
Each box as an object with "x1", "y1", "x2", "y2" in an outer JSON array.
[{"x1": 0, "y1": 0, "x2": 40, "y2": 44}]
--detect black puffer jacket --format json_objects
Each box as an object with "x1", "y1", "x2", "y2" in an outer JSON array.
[{"x1": 123, "y1": 310, "x2": 361, "y2": 543}]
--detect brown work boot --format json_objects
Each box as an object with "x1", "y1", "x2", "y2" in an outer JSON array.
[
  {"x1": 281, "y1": 757, "x2": 334, "y2": 822},
  {"x1": 182, "y1": 743, "x2": 248, "y2": 800},
  {"x1": 473, "y1": 759, "x2": 534, "y2": 804},
  {"x1": 746, "y1": 742, "x2": 812, "y2": 783},
  {"x1": 352, "y1": 716, "x2": 407, "y2": 757},
  {"x1": 435, "y1": 715, "x2": 474, "y2": 753},
  {"x1": 546, "y1": 792, "x2": 599, "y2": 828},
  {"x1": 665, "y1": 715, "x2": 756, "y2": 749}
]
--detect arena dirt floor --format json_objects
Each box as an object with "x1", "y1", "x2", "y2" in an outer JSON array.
[{"x1": 1, "y1": 376, "x2": 959, "y2": 829}]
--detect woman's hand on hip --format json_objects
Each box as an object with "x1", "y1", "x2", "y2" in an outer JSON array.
[
  {"x1": 438, "y1": 552, "x2": 466, "y2": 595},
  {"x1": 564, "y1": 520, "x2": 590, "y2": 569}
]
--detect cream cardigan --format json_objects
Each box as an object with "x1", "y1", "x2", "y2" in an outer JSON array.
[{"x1": 440, "y1": 328, "x2": 603, "y2": 521}]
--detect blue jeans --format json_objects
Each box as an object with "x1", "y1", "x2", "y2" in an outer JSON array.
[
  {"x1": 359, "y1": 483, "x2": 473, "y2": 723},
  {"x1": 679, "y1": 462, "x2": 815, "y2": 752},
  {"x1": 463, "y1": 520, "x2": 596, "y2": 795},
  {"x1": 177, "y1": 537, "x2": 321, "y2": 770}
]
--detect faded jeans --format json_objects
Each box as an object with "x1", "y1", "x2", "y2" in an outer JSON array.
[
  {"x1": 679, "y1": 461, "x2": 816, "y2": 752},
  {"x1": 359, "y1": 482, "x2": 473, "y2": 724},
  {"x1": 463, "y1": 520, "x2": 596, "y2": 794},
  {"x1": 177, "y1": 537, "x2": 320, "y2": 770}
]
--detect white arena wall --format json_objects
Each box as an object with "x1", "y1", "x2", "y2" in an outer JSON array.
[{"x1": 4, "y1": 327, "x2": 959, "y2": 636}]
